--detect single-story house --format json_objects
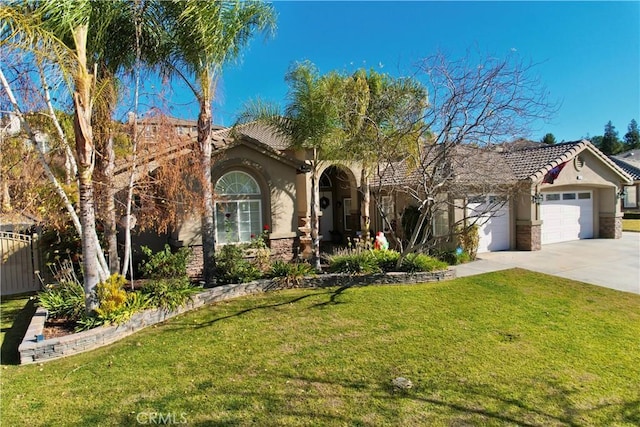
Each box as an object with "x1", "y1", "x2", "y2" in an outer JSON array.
[
  {"x1": 610, "y1": 149, "x2": 640, "y2": 213},
  {"x1": 119, "y1": 116, "x2": 632, "y2": 273}
]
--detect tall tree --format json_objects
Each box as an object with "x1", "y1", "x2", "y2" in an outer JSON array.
[
  {"x1": 624, "y1": 119, "x2": 639, "y2": 150},
  {"x1": 337, "y1": 69, "x2": 427, "y2": 240},
  {"x1": 238, "y1": 61, "x2": 343, "y2": 271},
  {"x1": 373, "y1": 52, "x2": 554, "y2": 258},
  {"x1": 159, "y1": 0, "x2": 275, "y2": 285},
  {"x1": 89, "y1": 0, "x2": 165, "y2": 275},
  {"x1": 1, "y1": 0, "x2": 123, "y2": 311},
  {"x1": 540, "y1": 132, "x2": 556, "y2": 145},
  {"x1": 601, "y1": 120, "x2": 621, "y2": 155}
]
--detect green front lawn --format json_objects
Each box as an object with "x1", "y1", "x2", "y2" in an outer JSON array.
[
  {"x1": 2, "y1": 269, "x2": 639, "y2": 426},
  {"x1": 1, "y1": 294, "x2": 35, "y2": 365},
  {"x1": 622, "y1": 219, "x2": 640, "y2": 232}
]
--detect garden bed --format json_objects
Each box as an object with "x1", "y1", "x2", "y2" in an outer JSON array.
[{"x1": 18, "y1": 268, "x2": 455, "y2": 364}]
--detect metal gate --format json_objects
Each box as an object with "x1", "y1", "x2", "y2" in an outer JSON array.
[{"x1": 0, "y1": 231, "x2": 41, "y2": 295}]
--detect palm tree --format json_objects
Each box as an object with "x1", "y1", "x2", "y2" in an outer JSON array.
[
  {"x1": 89, "y1": 0, "x2": 165, "y2": 275},
  {"x1": 238, "y1": 61, "x2": 343, "y2": 271},
  {"x1": 159, "y1": 0, "x2": 275, "y2": 285},
  {"x1": 1, "y1": 0, "x2": 144, "y2": 310}
]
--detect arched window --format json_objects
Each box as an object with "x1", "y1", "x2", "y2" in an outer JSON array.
[{"x1": 214, "y1": 171, "x2": 262, "y2": 244}]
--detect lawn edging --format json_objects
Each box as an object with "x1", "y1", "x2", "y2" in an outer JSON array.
[{"x1": 18, "y1": 268, "x2": 455, "y2": 364}]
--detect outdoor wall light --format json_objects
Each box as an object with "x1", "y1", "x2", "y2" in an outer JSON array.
[
  {"x1": 616, "y1": 187, "x2": 626, "y2": 199},
  {"x1": 298, "y1": 163, "x2": 312, "y2": 173},
  {"x1": 531, "y1": 193, "x2": 544, "y2": 204}
]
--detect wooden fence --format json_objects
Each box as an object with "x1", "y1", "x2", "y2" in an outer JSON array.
[{"x1": 1, "y1": 232, "x2": 41, "y2": 296}]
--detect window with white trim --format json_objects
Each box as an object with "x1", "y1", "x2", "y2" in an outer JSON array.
[
  {"x1": 215, "y1": 171, "x2": 262, "y2": 244},
  {"x1": 380, "y1": 195, "x2": 394, "y2": 232},
  {"x1": 623, "y1": 186, "x2": 637, "y2": 208},
  {"x1": 343, "y1": 198, "x2": 352, "y2": 231},
  {"x1": 433, "y1": 208, "x2": 449, "y2": 237}
]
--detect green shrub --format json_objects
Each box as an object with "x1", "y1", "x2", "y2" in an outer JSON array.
[
  {"x1": 141, "y1": 277, "x2": 201, "y2": 312},
  {"x1": 328, "y1": 250, "x2": 381, "y2": 274},
  {"x1": 139, "y1": 245, "x2": 191, "y2": 279},
  {"x1": 80, "y1": 275, "x2": 151, "y2": 328},
  {"x1": 400, "y1": 253, "x2": 448, "y2": 273},
  {"x1": 370, "y1": 249, "x2": 401, "y2": 272},
  {"x1": 456, "y1": 225, "x2": 479, "y2": 261},
  {"x1": 215, "y1": 245, "x2": 262, "y2": 285},
  {"x1": 435, "y1": 249, "x2": 471, "y2": 266},
  {"x1": 270, "y1": 261, "x2": 315, "y2": 288},
  {"x1": 95, "y1": 274, "x2": 129, "y2": 320},
  {"x1": 38, "y1": 280, "x2": 85, "y2": 320}
]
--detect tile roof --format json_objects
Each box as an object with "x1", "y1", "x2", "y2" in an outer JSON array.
[
  {"x1": 374, "y1": 140, "x2": 633, "y2": 188},
  {"x1": 610, "y1": 157, "x2": 640, "y2": 180},
  {"x1": 502, "y1": 140, "x2": 632, "y2": 182},
  {"x1": 373, "y1": 144, "x2": 517, "y2": 188},
  {"x1": 612, "y1": 149, "x2": 640, "y2": 168},
  {"x1": 212, "y1": 123, "x2": 291, "y2": 151},
  {"x1": 501, "y1": 141, "x2": 585, "y2": 180}
]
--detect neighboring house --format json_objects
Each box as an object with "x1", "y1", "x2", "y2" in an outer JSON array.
[
  {"x1": 117, "y1": 116, "x2": 632, "y2": 274},
  {"x1": 610, "y1": 149, "x2": 640, "y2": 213}
]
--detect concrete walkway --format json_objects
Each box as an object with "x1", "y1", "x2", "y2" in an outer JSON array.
[{"x1": 455, "y1": 232, "x2": 640, "y2": 294}]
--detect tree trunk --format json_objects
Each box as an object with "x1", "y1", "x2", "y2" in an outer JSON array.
[
  {"x1": 78, "y1": 168, "x2": 100, "y2": 311},
  {"x1": 310, "y1": 152, "x2": 321, "y2": 271},
  {"x1": 1, "y1": 172, "x2": 11, "y2": 213},
  {"x1": 72, "y1": 24, "x2": 107, "y2": 312},
  {"x1": 360, "y1": 168, "x2": 370, "y2": 240},
  {"x1": 94, "y1": 83, "x2": 119, "y2": 274},
  {"x1": 103, "y1": 136, "x2": 119, "y2": 273},
  {"x1": 38, "y1": 60, "x2": 77, "y2": 184},
  {"x1": 199, "y1": 99, "x2": 216, "y2": 285}
]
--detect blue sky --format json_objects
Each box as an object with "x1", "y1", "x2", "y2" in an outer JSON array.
[{"x1": 160, "y1": 1, "x2": 640, "y2": 143}]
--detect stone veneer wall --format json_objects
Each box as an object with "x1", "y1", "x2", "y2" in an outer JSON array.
[
  {"x1": 269, "y1": 237, "x2": 297, "y2": 261},
  {"x1": 516, "y1": 223, "x2": 541, "y2": 251},
  {"x1": 599, "y1": 215, "x2": 622, "y2": 239},
  {"x1": 19, "y1": 268, "x2": 455, "y2": 364},
  {"x1": 185, "y1": 245, "x2": 203, "y2": 281}
]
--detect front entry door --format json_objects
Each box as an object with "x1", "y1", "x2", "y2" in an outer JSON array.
[{"x1": 319, "y1": 191, "x2": 333, "y2": 241}]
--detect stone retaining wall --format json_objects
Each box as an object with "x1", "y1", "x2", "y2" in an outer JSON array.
[{"x1": 18, "y1": 268, "x2": 455, "y2": 364}]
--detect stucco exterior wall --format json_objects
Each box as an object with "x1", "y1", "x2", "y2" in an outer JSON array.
[{"x1": 175, "y1": 144, "x2": 299, "y2": 246}]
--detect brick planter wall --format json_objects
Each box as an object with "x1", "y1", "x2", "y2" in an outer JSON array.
[
  {"x1": 18, "y1": 268, "x2": 455, "y2": 364},
  {"x1": 516, "y1": 223, "x2": 541, "y2": 251},
  {"x1": 599, "y1": 215, "x2": 622, "y2": 239}
]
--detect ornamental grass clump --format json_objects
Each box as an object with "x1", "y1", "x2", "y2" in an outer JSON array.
[
  {"x1": 269, "y1": 260, "x2": 315, "y2": 288},
  {"x1": 38, "y1": 280, "x2": 85, "y2": 321},
  {"x1": 327, "y1": 249, "x2": 381, "y2": 274},
  {"x1": 400, "y1": 253, "x2": 448, "y2": 273}
]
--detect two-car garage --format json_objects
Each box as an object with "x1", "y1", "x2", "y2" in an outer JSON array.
[{"x1": 469, "y1": 190, "x2": 595, "y2": 253}]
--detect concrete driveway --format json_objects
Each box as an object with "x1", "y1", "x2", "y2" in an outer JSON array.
[{"x1": 455, "y1": 232, "x2": 640, "y2": 294}]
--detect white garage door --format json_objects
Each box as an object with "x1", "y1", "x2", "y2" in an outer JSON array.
[
  {"x1": 467, "y1": 196, "x2": 510, "y2": 253},
  {"x1": 541, "y1": 191, "x2": 593, "y2": 245}
]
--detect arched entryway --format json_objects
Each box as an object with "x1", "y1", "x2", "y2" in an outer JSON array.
[{"x1": 318, "y1": 165, "x2": 358, "y2": 243}]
